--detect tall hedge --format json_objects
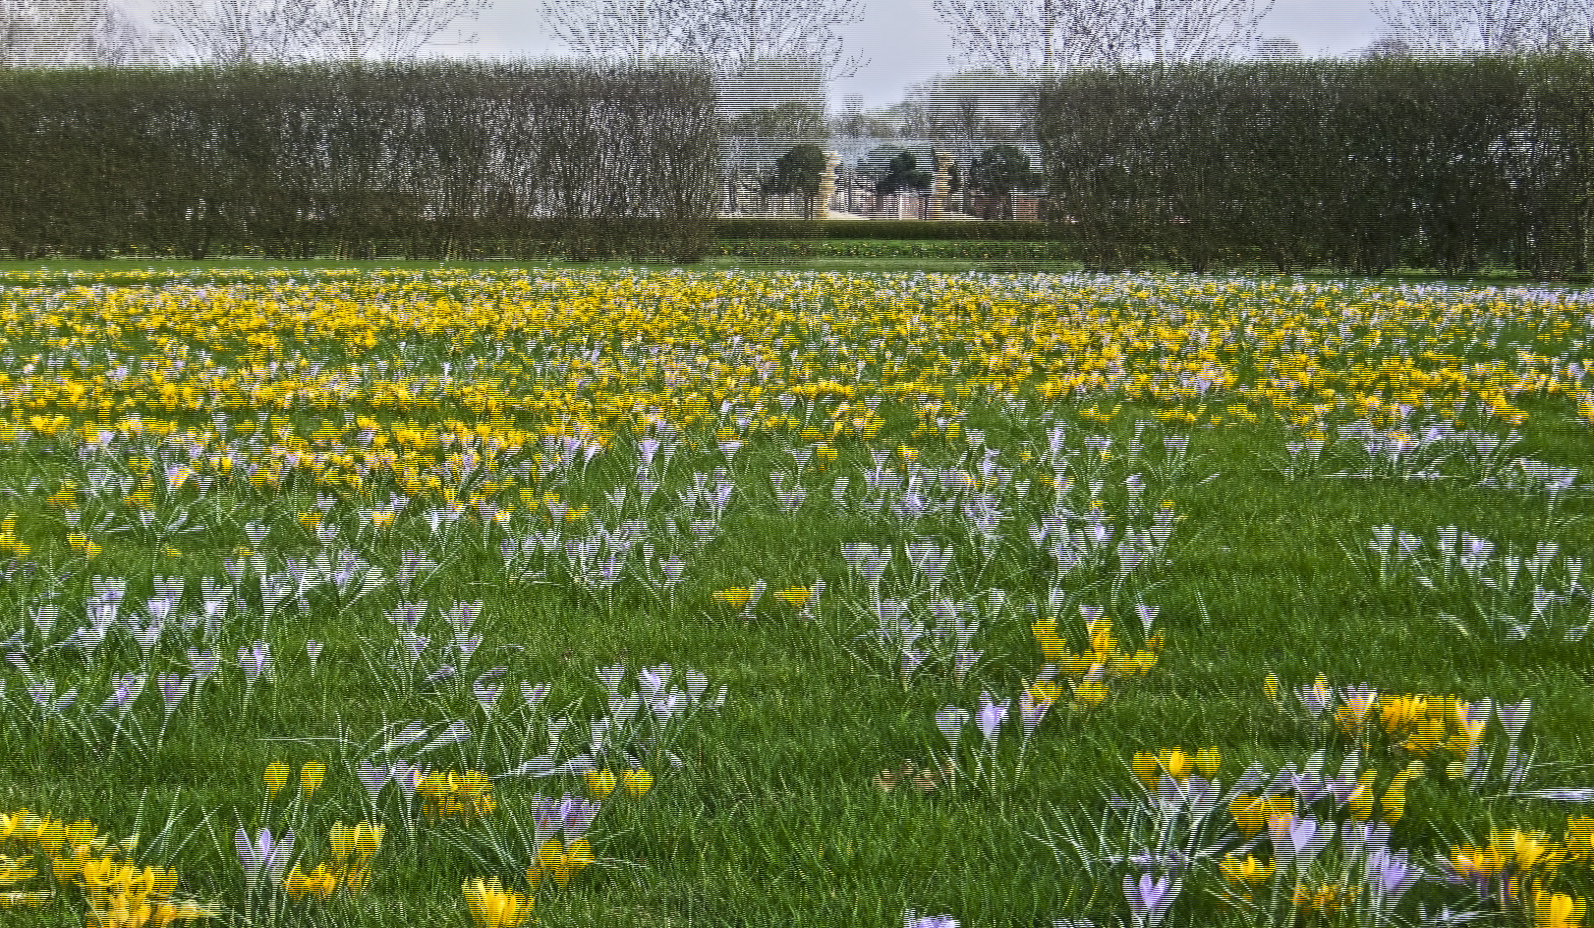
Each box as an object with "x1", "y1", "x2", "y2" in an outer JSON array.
[
  {"x1": 0, "y1": 61, "x2": 722, "y2": 261},
  {"x1": 1037, "y1": 55, "x2": 1594, "y2": 276}
]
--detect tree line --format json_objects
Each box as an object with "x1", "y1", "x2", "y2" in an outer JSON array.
[{"x1": 7, "y1": 0, "x2": 1594, "y2": 77}]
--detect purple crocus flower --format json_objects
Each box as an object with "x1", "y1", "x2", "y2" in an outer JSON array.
[
  {"x1": 1341, "y1": 820, "x2": 1391, "y2": 858},
  {"x1": 556, "y1": 795, "x2": 601, "y2": 840},
  {"x1": 187, "y1": 648, "x2": 218, "y2": 685},
  {"x1": 1292, "y1": 766, "x2": 1330, "y2": 804},
  {"x1": 519, "y1": 682, "x2": 551, "y2": 709},
  {"x1": 391, "y1": 763, "x2": 422, "y2": 802},
  {"x1": 530, "y1": 797, "x2": 564, "y2": 844},
  {"x1": 639, "y1": 665, "x2": 674, "y2": 696},
  {"x1": 1123, "y1": 872, "x2": 1181, "y2": 928},
  {"x1": 157, "y1": 673, "x2": 190, "y2": 716},
  {"x1": 1496, "y1": 699, "x2": 1532, "y2": 743},
  {"x1": 1366, "y1": 848, "x2": 1421, "y2": 907},
  {"x1": 238, "y1": 642, "x2": 272, "y2": 684},
  {"x1": 901, "y1": 647, "x2": 928, "y2": 681},
  {"x1": 1295, "y1": 679, "x2": 1333, "y2": 717},
  {"x1": 235, "y1": 827, "x2": 294, "y2": 890},
  {"x1": 1134, "y1": 603, "x2": 1159, "y2": 635},
  {"x1": 975, "y1": 693, "x2": 1009, "y2": 743},
  {"x1": 132, "y1": 621, "x2": 163, "y2": 658},
  {"x1": 648, "y1": 688, "x2": 687, "y2": 723},
  {"x1": 305, "y1": 640, "x2": 323, "y2": 675},
  {"x1": 102, "y1": 673, "x2": 145, "y2": 713},
  {"x1": 904, "y1": 911, "x2": 959, "y2": 928},
  {"x1": 1019, "y1": 693, "x2": 1051, "y2": 737},
  {"x1": 400, "y1": 632, "x2": 429, "y2": 660},
  {"x1": 595, "y1": 664, "x2": 626, "y2": 694},
  {"x1": 452, "y1": 634, "x2": 482, "y2": 664},
  {"x1": 1269, "y1": 814, "x2": 1330, "y2": 871},
  {"x1": 473, "y1": 676, "x2": 503, "y2": 715},
  {"x1": 356, "y1": 761, "x2": 390, "y2": 803},
  {"x1": 936, "y1": 707, "x2": 970, "y2": 747}
]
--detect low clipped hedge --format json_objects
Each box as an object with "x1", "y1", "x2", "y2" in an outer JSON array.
[
  {"x1": 708, "y1": 239, "x2": 1075, "y2": 262},
  {"x1": 709, "y1": 220, "x2": 1052, "y2": 242}
]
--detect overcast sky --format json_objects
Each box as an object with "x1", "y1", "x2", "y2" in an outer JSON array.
[{"x1": 120, "y1": 0, "x2": 1390, "y2": 108}]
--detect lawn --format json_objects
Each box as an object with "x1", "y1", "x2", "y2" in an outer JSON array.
[
  {"x1": 0, "y1": 252, "x2": 1563, "y2": 281},
  {"x1": 0, "y1": 264, "x2": 1590, "y2": 928}
]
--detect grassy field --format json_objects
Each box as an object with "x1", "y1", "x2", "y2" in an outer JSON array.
[
  {"x1": 0, "y1": 253, "x2": 1565, "y2": 281},
  {"x1": 0, "y1": 264, "x2": 1590, "y2": 928}
]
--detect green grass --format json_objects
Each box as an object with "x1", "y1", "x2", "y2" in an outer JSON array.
[
  {"x1": 0, "y1": 266, "x2": 1590, "y2": 928},
  {"x1": 0, "y1": 253, "x2": 1569, "y2": 282}
]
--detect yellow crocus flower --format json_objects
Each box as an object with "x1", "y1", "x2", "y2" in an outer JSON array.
[
  {"x1": 1219, "y1": 854, "x2": 1275, "y2": 892},
  {"x1": 586, "y1": 769, "x2": 617, "y2": 800},
  {"x1": 1532, "y1": 888, "x2": 1586, "y2": 928},
  {"x1": 462, "y1": 877, "x2": 533, "y2": 928},
  {"x1": 299, "y1": 761, "x2": 326, "y2": 794},
  {"x1": 263, "y1": 763, "x2": 290, "y2": 799},
  {"x1": 621, "y1": 769, "x2": 654, "y2": 797}
]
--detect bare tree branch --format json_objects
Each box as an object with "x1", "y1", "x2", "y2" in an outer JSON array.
[
  {"x1": 539, "y1": 0, "x2": 689, "y2": 64},
  {"x1": 1371, "y1": 0, "x2": 1579, "y2": 53},
  {"x1": 896, "y1": 71, "x2": 1039, "y2": 148},
  {"x1": 540, "y1": 0, "x2": 864, "y2": 80},
  {"x1": 931, "y1": 0, "x2": 1082, "y2": 75},
  {"x1": 305, "y1": 0, "x2": 491, "y2": 61},
  {"x1": 674, "y1": 0, "x2": 866, "y2": 78},
  {"x1": 934, "y1": 0, "x2": 1275, "y2": 75},
  {"x1": 154, "y1": 0, "x2": 319, "y2": 63},
  {"x1": 154, "y1": 0, "x2": 488, "y2": 64},
  {"x1": 0, "y1": 0, "x2": 154, "y2": 65}
]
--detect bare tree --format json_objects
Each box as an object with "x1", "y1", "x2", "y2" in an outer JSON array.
[
  {"x1": 154, "y1": 0, "x2": 319, "y2": 62},
  {"x1": 1, "y1": 0, "x2": 153, "y2": 65},
  {"x1": 540, "y1": 0, "x2": 864, "y2": 79},
  {"x1": 1370, "y1": 0, "x2": 1578, "y2": 53},
  {"x1": 305, "y1": 0, "x2": 491, "y2": 60},
  {"x1": 931, "y1": 0, "x2": 1085, "y2": 74},
  {"x1": 539, "y1": 0, "x2": 688, "y2": 63},
  {"x1": 672, "y1": 0, "x2": 865, "y2": 78},
  {"x1": 155, "y1": 0, "x2": 487, "y2": 63},
  {"x1": 94, "y1": 1, "x2": 159, "y2": 63},
  {"x1": 934, "y1": 0, "x2": 1275, "y2": 75},
  {"x1": 898, "y1": 72, "x2": 1038, "y2": 145},
  {"x1": 1555, "y1": 2, "x2": 1594, "y2": 44}
]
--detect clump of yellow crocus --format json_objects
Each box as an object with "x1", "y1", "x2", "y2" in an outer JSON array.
[{"x1": 463, "y1": 877, "x2": 533, "y2": 928}]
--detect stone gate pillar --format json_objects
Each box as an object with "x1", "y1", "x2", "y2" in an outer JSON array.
[
  {"x1": 931, "y1": 153, "x2": 953, "y2": 220},
  {"x1": 817, "y1": 150, "x2": 840, "y2": 220}
]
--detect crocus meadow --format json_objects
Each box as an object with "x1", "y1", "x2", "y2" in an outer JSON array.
[{"x1": 0, "y1": 265, "x2": 1589, "y2": 927}]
